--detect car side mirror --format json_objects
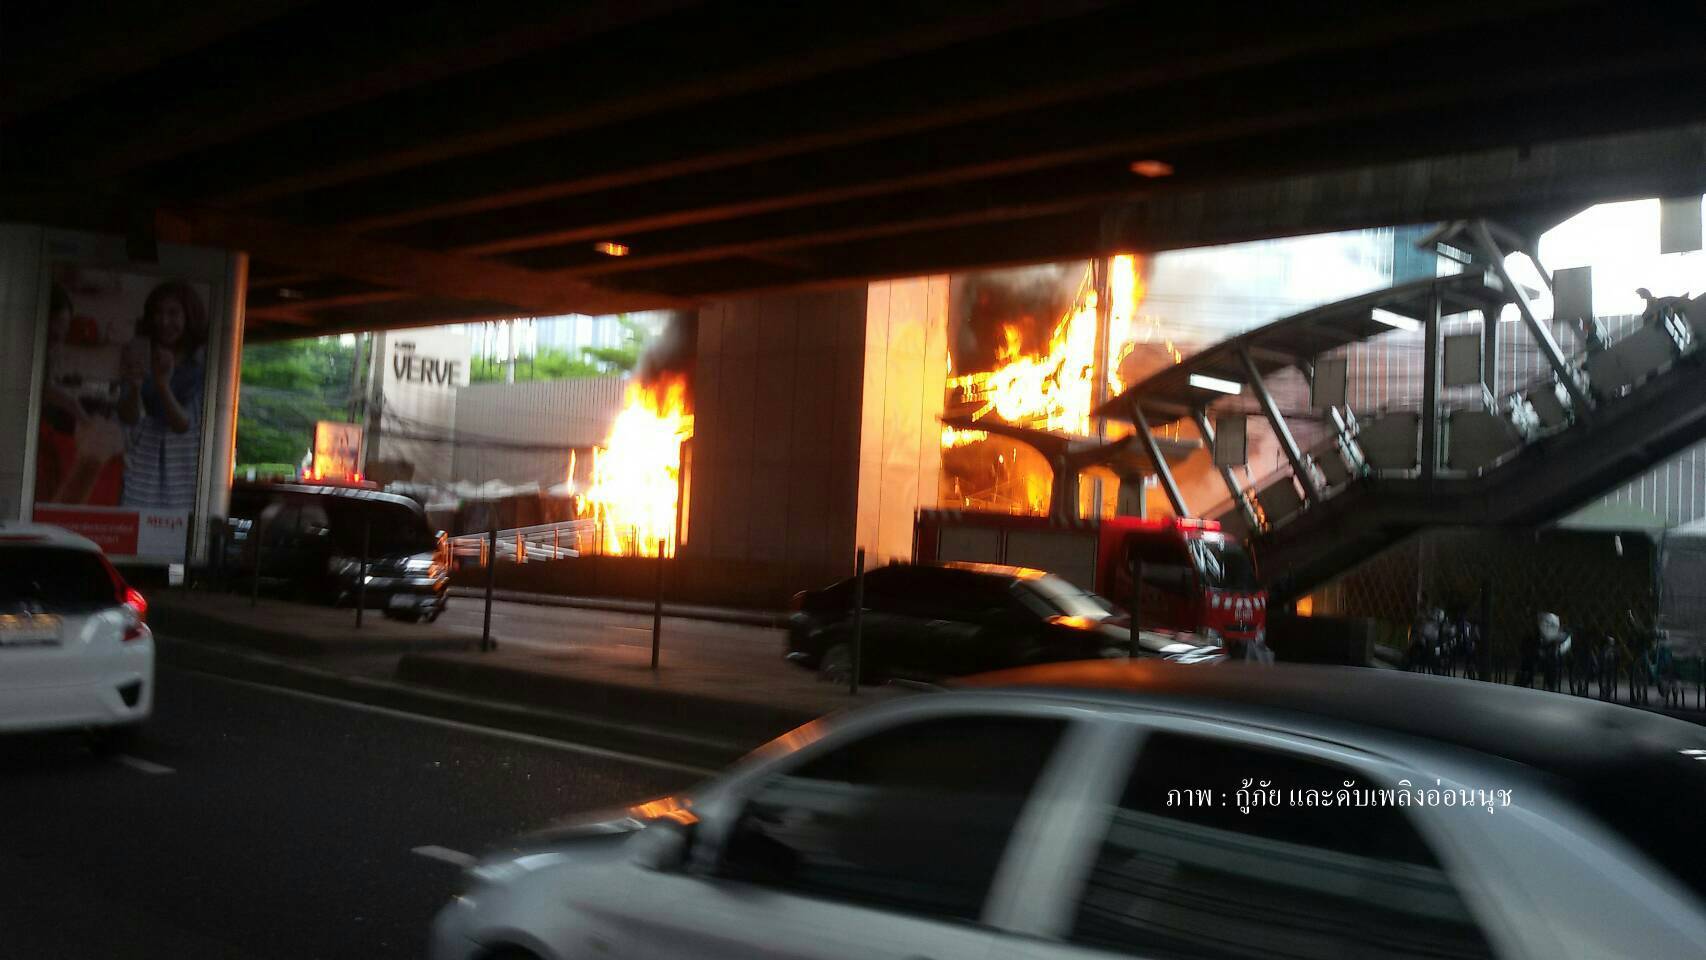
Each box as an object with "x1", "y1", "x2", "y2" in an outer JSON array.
[{"x1": 633, "y1": 817, "x2": 698, "y2": 873}]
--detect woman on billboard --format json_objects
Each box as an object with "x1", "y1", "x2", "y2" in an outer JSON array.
[
  {"x1": 35, "y1": 282, "x2": 127, "y2": 504},
  {"x1": 118, "y1": 280, "x2": 208, "y2": 509}
]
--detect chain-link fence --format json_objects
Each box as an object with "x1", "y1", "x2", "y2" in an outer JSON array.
[{"x1": 1311, "y1": 527, "x2": 1657, "y2": 655}]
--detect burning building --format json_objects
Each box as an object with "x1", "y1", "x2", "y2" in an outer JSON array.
[
  {"x1": 940, "y1": 255, "x2": 1192, "y2": 519},
  {"x1": 581, "y1": 310, "x2": 698, "y2": 557}
]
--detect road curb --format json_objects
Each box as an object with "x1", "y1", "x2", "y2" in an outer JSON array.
[
  {"x1": 155, "y1": 636, "x2": 761, "y2": 769},
  {"x1": 446, "y1": 587, "x2": 786, "y2": 628},
  {"x1": 150, "y1": 599, "x2": 478, "y2": 657}
]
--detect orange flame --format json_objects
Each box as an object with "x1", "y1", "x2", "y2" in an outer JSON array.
[
  {"x1": 583, "y1": 374, "x2": 693, "y2": 557},
  {"x1": 946, "y1": 254, "x2": 1154, "y2": 438}
]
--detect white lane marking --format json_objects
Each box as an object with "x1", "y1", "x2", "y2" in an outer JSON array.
[
  {"x1": 116, "y1": 754, "x2": 175, "y2": 775},
  {"x1": 412, "y1": 845, "x2": 477, "y2": 867},
  {"x1": 188, "y1": 670, "x2": 718, "y2": 777}
]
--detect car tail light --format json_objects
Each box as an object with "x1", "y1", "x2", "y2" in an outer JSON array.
[
  {"x1": 120, "y1": 587, "x2": 148, "y2": 641},
  {"x1": 97, "y1": 554, "x2": 147, "y2": 641},
  {"x1": 123, "y1": 587, "x2": 147, "y2": 621}
]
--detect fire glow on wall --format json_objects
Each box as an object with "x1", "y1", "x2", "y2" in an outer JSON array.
[{"x1": 581, "y1": 373, "x2": 693, "y2": 558}]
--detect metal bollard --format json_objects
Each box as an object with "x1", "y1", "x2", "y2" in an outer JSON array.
[
  {"x1": 355, "y1": 515, "x2": 369, "y2": 628},
  {"x1": 850, "y1": 548, "x2": 865, "y2": 696},
  {"x1": 482, "y1": 520, "x2": 498, "y2": 652},
  {"x1": 251, "y1": 518, "x2": 266, "y2": 608},
  {"x1": 651, "y1": 539, "x2": 664, "y2": 670},
  {"x1": 1130, "y1": 556, "x2": 1143, "y2": 654}
]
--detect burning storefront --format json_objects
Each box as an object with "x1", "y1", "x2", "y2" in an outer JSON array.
[{"x1": 940, "y1": 255, "x2": 1194, "y2": 520}]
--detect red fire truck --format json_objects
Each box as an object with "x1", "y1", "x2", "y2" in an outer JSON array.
[{"x1": 914, "y1": 510, "x2": 1266, "y2": 643}]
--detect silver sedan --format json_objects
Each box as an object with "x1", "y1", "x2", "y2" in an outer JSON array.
[{"x1": 430, "y1": 661, "x2": 1706, "y2": 960}]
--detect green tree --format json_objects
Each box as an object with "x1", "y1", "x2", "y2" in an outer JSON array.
[
  {"x1": 236, "y1": 338, "x2": 358, "y2": 467},
  {"x1": 470, "y1": 346, "x2": 603, "y2": 383},
  {"x1": 469, "y1": 315, "x2": 650, "y2": 382},
  {"x1": 579, "y1": 315, "x2": 648, "y2": 373}
]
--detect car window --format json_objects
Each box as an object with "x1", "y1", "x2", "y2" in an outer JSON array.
[
  {"x1": 1125, "y1": 536, "x2": 1195, "y2": 597},
  {"x1": 1188, "y1": 534, "x2": 1259, "y2": 592},
  {"x1": 0, "y1": 546, "x2": 117, "y2": 615},
  {"x1": 857, "y1": 567, "x2": 908, "y2": 612},
  {"x1": 932, "y1": 570, "x2": 1013, "y2": 620},
  {"x1": 720, "y1": 714, "x2": 1068, "y2": 923},
  {"x1": 258, "y1": 503, "x2": 299, "y2": 547},
  {"x1": 300, "y1": 503, "x2": 332, "y2": 538},
  {"x1": 324, "y1": 499, "x2": 434, "y2": 554},
  {"x1": 864, "y1": 566, "x2": 946, "y2": 616},
  {"x1": 1019, "y1": 574, "x2": 1116, "y2": 619},
  {"x1": 1070, "y1": 732, "x2": 1495, "y2": 959}
]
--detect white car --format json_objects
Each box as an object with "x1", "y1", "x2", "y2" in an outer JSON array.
[
  {"x1": 0, "y1": 523, "x2": 153, "y2": 751},
  {"x1": 431, "y1": 661, "x2": 1706, "y2": 960}
]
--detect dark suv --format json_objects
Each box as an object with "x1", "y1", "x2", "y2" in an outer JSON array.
[
  {"x1": 785, "y1": 561, "x2": 1222, "y2": 683},
  {"x1": 225, "y1": 483, "x2": 448, "y2": 621}
]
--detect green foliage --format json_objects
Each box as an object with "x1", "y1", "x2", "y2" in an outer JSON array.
[
  {"x1": 581, "y1": 315, "x2": 648, "y2": 373},
  {"x1": 236, "y1": 338, "x2": 359, "y2": 467},
  {"x1": 470, "y1": 346, "x2": 602, "y2": 383},
  {"x1": 470, "y1": 315, "x2": 650, "y2": 382}
]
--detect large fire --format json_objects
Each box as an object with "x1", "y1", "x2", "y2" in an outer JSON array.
[
  {"x1": 945, "y1": 254, "x2": 1170, "y2": 440},
  {"x1": 582, "y1": 374, "x2": 693, "y2": 557}
]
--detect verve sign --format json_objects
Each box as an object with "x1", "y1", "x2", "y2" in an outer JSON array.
[{"x1": 391, "y1": 341, "x2": 463, "y2": 387}]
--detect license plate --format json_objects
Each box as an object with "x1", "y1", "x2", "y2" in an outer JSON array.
[
  {"x1": 0, "y1": 613, "x2": 63, "y2": 646},
  {"x1": 388, "y1": 594, "x2": 417, "y2": 610}
]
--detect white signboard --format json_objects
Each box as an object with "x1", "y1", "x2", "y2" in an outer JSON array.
[{"x1": 374, "y1": 328, "x2": 470, "y2": 483}]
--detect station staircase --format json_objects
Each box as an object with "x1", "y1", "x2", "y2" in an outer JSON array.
[{"x1": 1245, "y1": 296, "x2": 1706, "y2": 604}]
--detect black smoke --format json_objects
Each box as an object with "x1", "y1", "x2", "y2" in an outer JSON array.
[
  {"x1": 637, "y1": 309, "x2": 698, "y2": 384},
  {"x1": 949, "y1": 262, "x2": 1084, "y2": 373}
]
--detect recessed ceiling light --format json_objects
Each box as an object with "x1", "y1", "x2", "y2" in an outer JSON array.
[
  {"x1": 593, "y1": 241, "x2": 630, "y2": 257},
  {"x1": 1188, "y1": 373, "x2": 1242, "y2": 394},
  {"x1": 1129, "y1": 159, "x2": 1175, "y2": 178}
]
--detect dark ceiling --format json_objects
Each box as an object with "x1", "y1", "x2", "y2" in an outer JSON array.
[{"x1": 5, "y1": 0, "x2": 1706, "y2": 340}]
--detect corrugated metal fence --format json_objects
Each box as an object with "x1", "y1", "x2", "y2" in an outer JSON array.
[{"x1": 450, "y1": 376, "x2": 626, "y2": 487}]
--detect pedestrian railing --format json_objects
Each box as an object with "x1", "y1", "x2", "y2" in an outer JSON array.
[{"x1": 449, "y1": 518, "x2": 598, "y2": 565}]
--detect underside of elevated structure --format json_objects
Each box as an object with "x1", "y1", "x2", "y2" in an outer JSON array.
[{"x1": 5, "y1": 3, "x2": 1706, "y2": 339}]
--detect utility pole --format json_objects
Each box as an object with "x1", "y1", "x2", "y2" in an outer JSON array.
[
  {"x1": 505, "y1": 319, "x2": 517, "y2": 384},
  {"x1": 1090, "y1": 257, "x2": 1112, "y2": 519},
  {"x1": 365, "y1": 331, "x2": 386, "y2": 473},
  {"x1": 347, "y1": 331, "x2": 366, "y2": 424}
]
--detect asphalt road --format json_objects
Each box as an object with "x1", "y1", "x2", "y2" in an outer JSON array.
[
  {"x1": 0, "y1": 662, "x2": 703, "y2": 960},
  {"x1": 436, "y1": 597, "x2": 784, "y2": 665}
]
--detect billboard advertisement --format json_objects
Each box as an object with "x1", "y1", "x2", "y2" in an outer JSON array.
[
  {"x1": 312, "y1": 420, "x2": 364, "y2": 481},
  {"x1": 32, "y1": 265, "x2": 215, "y2": 560},
  {"x1": 371, "y1": 327, "x2": 469, "y2": 483}
]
